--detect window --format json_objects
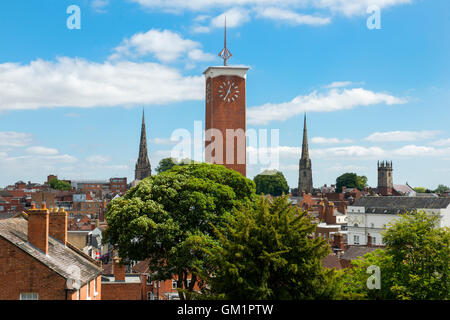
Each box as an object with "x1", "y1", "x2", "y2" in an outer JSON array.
[
  {"x1": 370, "y1": 223, "x2": 375, "y2": 228},
  {"x1": 354, "y1": 223, "x2": 358, "y2": 227},
  {"x1": 20, "y1": 293, "x2": 38, "y2": 300},
  {"x1": 0, "y1": 206, "x2": 4, "y2": 211},
  {"x1": 372, "y1": 237, "x2": 376, "y2": 244},
  {"x1": 186, "y1": 279, "x2": 191, "y2": 288},
  {"x1": 354, "y1": 235, "x2": 360, "y2": 245},
  {"x1": 147, "y1": 292, "x2": 154, "y2": 300},
  {"x1": 172, "y1": 280, "x2": 177, "y2": 289},
  {"x1": 147, "y1": 277, "x2": 152, "y2": 285}
]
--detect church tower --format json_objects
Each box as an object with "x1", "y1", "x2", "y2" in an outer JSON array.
[
  {"x1": 204, "y1": 18, "x2": 249, "y2": 176},
  {"x1": 377, "y1": 161, "x2": 393, "y2": 196},
  {"x1": 298, "y1": 114, "x2": 313, "y2": 194},
  {"x1": 135, "y1": 110, "x2": 151, "y2": 181}
]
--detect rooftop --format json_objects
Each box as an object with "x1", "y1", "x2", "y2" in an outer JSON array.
[
  {"x1": 351, "y1": 196, "x2": 450, "y2": 210},
  {"x1": 341, "y1": 246, "x2": 381, "y2": 261},
  {"x1": 0, "y1": 217, "x2": 102, "y2": 286},
  {"x1": 101, "y1": 274, "x2": 141, "y2": 284}
]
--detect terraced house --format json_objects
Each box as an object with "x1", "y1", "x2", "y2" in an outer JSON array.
[{"x1": 0, "y1": 203, "x2": 103, "y2": 300}]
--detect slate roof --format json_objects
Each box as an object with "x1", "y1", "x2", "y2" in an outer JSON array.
[
  {"x1": 322, "y1": 254, "x2": 342, "y2": 270},
  {"x1": 0, "y1": 217, "x2": 102, "y2": 286},
  {"x1": 340, "y1": 246, "x2": 381, "y2": 261},
  {"x1": 132, "y1": 259, "x2": 150, "y2": 274},
  {"x1": 352, "y1": 196, "x2": 450, "y2": 211},
  {"x1": 393, "y1": 184, "x2": 415, "y2": 195}
]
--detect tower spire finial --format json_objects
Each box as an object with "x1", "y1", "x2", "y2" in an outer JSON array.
[
  {"x1": 301, "y1": 113, "x2": 309, "y2": 160},
  {"x1": 218, "y1": 16, "x2": 232, "y2": 66}
]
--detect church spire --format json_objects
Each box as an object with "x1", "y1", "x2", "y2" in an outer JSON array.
[
  {"x1": 301, "y1": 114, "x2": 309, "y2": 160},
  {"x1": 135, "y1": 109, "x2": 151, "y2": 181},
  {"x1": 298, "y1": 114, "x2": 313, "y2": 194}
]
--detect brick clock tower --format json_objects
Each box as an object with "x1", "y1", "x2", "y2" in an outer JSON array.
[{"x1": 204, "y1": 19, "x2": 249, "y2": 177}]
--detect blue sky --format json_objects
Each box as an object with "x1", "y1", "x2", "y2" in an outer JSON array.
[{"x1": 0, "y1": 0, "x2": 449, "y2": 190}]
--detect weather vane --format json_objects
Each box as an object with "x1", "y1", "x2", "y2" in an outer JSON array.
[{"x1": 218, "y1": 16, "x2": 232, "y2": 66}]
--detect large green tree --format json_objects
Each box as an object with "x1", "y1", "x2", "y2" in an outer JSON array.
[
  {"x1": 155, "y1": 157, "x2": 194, "y2": 174},
  {"x1": 340, "y1": 211, "x2": 450, "y2": 300},
  {"x1": 49, "y1": 178, "x2": 72, "y2": 191},
  {"x1": 434, "y1": 184, "x2": 449, "y2": 194},
  {"x1": 104, "y1": 163, "x2": 256, "y2": 300},
  {"x1": 253, "y1": 170, "x2": 290, "y2": 196},
  {"x1": 335, "y1": 173, "x2": 367, "y2": 193},
  {"x1": 194, "y1": 195, "x2": 342, "y2": 299}
]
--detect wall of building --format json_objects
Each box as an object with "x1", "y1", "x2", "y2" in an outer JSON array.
[
  {"x1": 0, "y1": 237, "x2": 67, "y2": 300},
  {"x1": 102, "y1": 282, "x2": 142, "y2": 300}
]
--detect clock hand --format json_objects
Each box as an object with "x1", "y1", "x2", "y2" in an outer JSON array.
[{"x1": 224, "y1": 85, "x2": 232, "y2": 100}]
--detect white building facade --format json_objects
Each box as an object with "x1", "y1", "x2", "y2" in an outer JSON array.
[{"x1": 347, "y1": 196, "x2": 450, "y2": 246}]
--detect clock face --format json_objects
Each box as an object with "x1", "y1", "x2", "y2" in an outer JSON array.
[{"x1": 218, "y1": 80, "x2": 239, "y2": 103}]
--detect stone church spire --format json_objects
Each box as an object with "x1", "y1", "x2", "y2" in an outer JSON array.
[
  {"x1": 298, "y1": 114, "x2": 313, "y2": 194},
  {"x1": 135, "y1": 109, "x2": 151, "y2": 181},
  {"x1": 301, "y1": 114, "x2": 309, "y2": 160}
]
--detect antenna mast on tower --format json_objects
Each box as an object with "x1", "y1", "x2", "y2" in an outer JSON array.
[{"x1": 218, "y1": 17, "x2": 232, "y2": 66}]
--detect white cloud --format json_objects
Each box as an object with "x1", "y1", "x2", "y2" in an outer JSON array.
[
  {"x1": 110, "y1": 29, "x2": 215, "y2": 63},
  {"x1": 211, "y1": 8, "x2": 251, "y2": 28},
  {"x1": 131, "y1": 0, "x2": 411, "y2": 17},
  {"x1": 152, "y1": 137, "x2": 180, "y2": 145},
  {"x1": 311, "y1": 137, "x2": 354, "y2": 144},
  {"x1": 192, "y1": 8, "x2": 252, "y2": 33},
  {"x1": 247, "y1": 87, "x2": 407, "y2": 125},
  {"x1": 312, "y1": 0, "x2": 412, "y2": 17},
  {"x1": 26, "y1": 146, "x2": 59, "y2": 155},
  {"x1": 246, "y1": 143, "x2": 450, "y2": 161},
  {"x1": 91, "y1": 0, "x2": 110, "y2": 13},
  {"x1": 0, "y1": 58, "x2": 204, "y2": 111},
  {"x1": 431, "y1": 138, "x2": 450, "y2": 147},
  {"x1": 391, "y1": 145, "x2": 450, "y2": 157},
  {"x1": 256, "y1": 7, "x2": 331, "y2": 26},
  {"x1": 325, "y1": 164, "x2": 368, "y2": 172},
  {"x1": 191, "y1": 25, "x2": 212, "y2": 33},
  {"x1": 311, "y1": 146, "x2": 385, "y2": 158},
  {"x1": 324, "y1": 81, "x2": 353, "y2": 88},
  {"x1": 86, "y1": 155, "x2": 111, "y2": 163},
  {"x1": 365, "y1": 130, "x2": 440, "y2": 142},
  {"x1": 0, "y1": 132, "x2": 32, "y2": 147}
]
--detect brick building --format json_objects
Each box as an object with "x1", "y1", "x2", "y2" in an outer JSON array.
[
  {"x1": 101, "y1": 257, "x2": 146, "y2": 300},
  {"x1": 109, "y1": 177, "x2": 127, "y2": 194},
  {"x1": 0, "y1": 204, "x2": 103, "y2": 300}
]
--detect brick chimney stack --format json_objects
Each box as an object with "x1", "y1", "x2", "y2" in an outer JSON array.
[
  {"x1": 113, "y1": 257, "x2": 126, "y2": 282},
  {"x1": 49, "y1": 207, "x2": 67, "y2": 245},
  {"x1": 333, "y1": 233, "x2": 345, "y2": 251},
  {"x1": 28, "y1": 202, "x2": 49, "y2": 254},
  {"x1": 325, "y1": 202, "x2": 336, "y2": 224}
]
